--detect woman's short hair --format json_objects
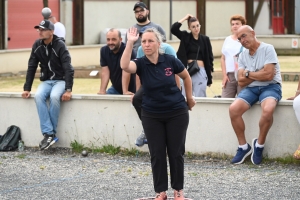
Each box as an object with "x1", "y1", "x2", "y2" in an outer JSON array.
[
  {"x1": 230, "y1": 15, "x2": 246, "y2": 25},
  {"x1": 187, "y1": 17, "x2": 199, "y2": 27},
  {"x1": 142, "y1": 27, "x2": 164, "y2": 54}
]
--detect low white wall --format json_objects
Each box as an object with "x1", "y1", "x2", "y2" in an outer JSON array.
[{"x1": 0, "y1": 93, "x2": 299, "y2": 158}]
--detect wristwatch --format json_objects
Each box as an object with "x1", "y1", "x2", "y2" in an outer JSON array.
[
  {"x1": 245, "y1": 71, "x2": 250, "y2": 78},
  {"x1": 66, "y1": 89, "x2": 72, "y2": 92}
]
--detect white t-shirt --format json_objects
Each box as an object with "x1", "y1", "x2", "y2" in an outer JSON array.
[
  {"x1": 221, "y1": 35, "x2": 243, "y2": 73},
  {"x1": 54, "y1": 22, "x2": 66, "y2": 39},
  {"x1": 238, "y1": 42, "x2": 282, "y2": 87}
]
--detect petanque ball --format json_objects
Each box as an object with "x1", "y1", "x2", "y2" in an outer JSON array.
[
  {"x1": 81, "y1": 150, "x2": 88, "y2": 157},
  {"x1": 42, "y1": 7, "x2": 52, "y2": 19}
]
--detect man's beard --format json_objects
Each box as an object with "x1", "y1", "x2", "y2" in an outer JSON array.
[
  {"x1": 108, "y1": 42, "x2": 120, "y2": 52},
  {"x1": 136, "y1": 14, "x2": 148, "y2": 23}
]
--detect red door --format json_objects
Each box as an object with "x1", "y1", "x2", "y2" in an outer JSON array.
[
  {"x1": 272, "y1": 0, "x2": 285, "y2": 34},
  {"x1": 7, "y1": 0, "x2": 60, "y2": 49}
]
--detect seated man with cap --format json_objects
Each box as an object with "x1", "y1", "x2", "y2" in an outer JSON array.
[{"x1": 22, "y1": 20, "x2": 74, "y2": 150}]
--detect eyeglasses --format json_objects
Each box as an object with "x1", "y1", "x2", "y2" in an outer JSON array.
[
  {"x1": 134, "y1": 9, "x2": 145, "y2": 14},
  {"x1": 237, "y1": 33, "x2": 247, "y2": 42},
  {"x1": 191, "y1": 24, "x2": 201, "y2": 29}
]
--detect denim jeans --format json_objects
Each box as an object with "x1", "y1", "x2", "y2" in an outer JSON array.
[
  {"x1": 34, "y1": 80, "x2": 66, "y2": 135},
  {"x1": 106, "y1": 86, "x2": 121, "y2": 94}
]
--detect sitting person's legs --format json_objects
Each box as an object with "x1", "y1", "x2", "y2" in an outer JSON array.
[
  {"x1": 132, "y1": 87, "x2": 147, "y2": 147},
  {"x1": 106, "y1": 86, "x2": 121, "y2": 94},
  {"x1": 34, "y1": 80, "x2": 65, "y2": 150},
  {"x1": 293, "y1": 95, "x2": 300, "y2": 159},
  {"x1": 251, "y1": 83, "x2": 281, "y2": 164},
  {"x1": 229, "y1": 87, "x2": 259, "y2": 164}
]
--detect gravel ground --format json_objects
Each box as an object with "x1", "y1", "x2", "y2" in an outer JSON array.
[{"x1": 0, "y1": 147, "x2": 299, "y2": 200}]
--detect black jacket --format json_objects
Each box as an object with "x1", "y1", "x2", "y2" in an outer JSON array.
[
  {"x1": 24, "y1": 35, "x2": 74, "y2": 91},
  {"x1": 171, "y1": 22, "x2": 214, "y2": 85}
]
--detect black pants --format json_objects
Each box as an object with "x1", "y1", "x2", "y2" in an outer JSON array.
[
  {"x1": 132, "y1": 87, "x2": 143, "y2": 120},
  {"x1": 142, "y1": 108, "x2": 189, "y2": 193}
]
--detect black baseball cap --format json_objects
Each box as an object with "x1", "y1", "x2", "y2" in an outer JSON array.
[
  {"x1": 34, "y1": 20, "x2": 55, "y2": 30},
  {"x1": 133, "y1": 2, "x2": 148, "y2": 10}
]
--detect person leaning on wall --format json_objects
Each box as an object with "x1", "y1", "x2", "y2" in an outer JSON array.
[
  {"x1": 221, "y1": 15, "x2": 246, "y2": 98},
  {"x1": 287, "y1": 78, "x2": 300, "y2": 160},
  {"x1": 22, "y1": 20, "x2": 74, "y2": 151},
  {"x1": 229, "y1": 25, "x2": 282, "y2": 165}
]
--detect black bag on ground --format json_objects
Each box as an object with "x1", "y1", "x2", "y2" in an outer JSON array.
[
  {"x1": 0, "y1": 125, "x2": 21, "y2": 151},
  {"x1": 187, "y1": 46, "x2": 200, "y2": 76}
]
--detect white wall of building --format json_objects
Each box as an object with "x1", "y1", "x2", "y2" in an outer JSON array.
[
  {"x1": 82, "y1": 0, "x2": 276, "y2": 45},
  {"x1": 206, "y1": 0, "x2": 245, "y2": 37},
  {"x1": 253, "y1": 1, "x2": 273, "y2": 35}
]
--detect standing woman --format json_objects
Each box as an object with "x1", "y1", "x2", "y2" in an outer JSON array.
[
  {"x1": 171, "y1": 14, "x2": 214, "y2": 97},
  {"x1": 121, "y1": 27, "x2": 195, "y2": 200},
  {"x1": 221, "y1": 15, "x2": 246, "y2": 98}
]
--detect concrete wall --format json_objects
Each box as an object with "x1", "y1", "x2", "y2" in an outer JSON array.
[
  {"x1": 0, "y1": 92, "x2": 299, "y2": 158},
  {"x1": 206, "y1": 0, "x2": 245, "y2": 37},
  {"x1": 1, "y1": 35, "x2": 299, "y2": 74},
  {"x1": 82, "y1": 0, "x2": 275, "y2": 45}
]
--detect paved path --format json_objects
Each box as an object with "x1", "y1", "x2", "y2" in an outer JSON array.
[{"x1": 0, "y1": 148, "x2": 299, "y2": 200}]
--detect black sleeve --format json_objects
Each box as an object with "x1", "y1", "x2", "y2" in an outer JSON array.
[
  {"x1": 206, "y1": 36, "x2": 214, "y2": 72},
  {"x1": 23, "y1": 42, "x2": 39, "y2": 91},
  {"x1": 171, "y1": 22, "x2": 185, "y2": 40},
  {"x1": 59, "y1": 41, "x2": 74, "y2": 91}
]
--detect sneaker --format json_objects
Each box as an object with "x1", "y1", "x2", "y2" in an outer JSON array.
[
  {"x1": 231, "y1": 143, "x2": 252, "y2": 164},
  {"x1": 155, "y1": 191, "x2": 167, "y2": 200},
  {"x1": 251, "y1": 138, "x2": 264, "y2": 165},
  {"x1": 174, "y1": 190, "x2": 184, "y2": 200},
  {"x1": 39, "y1": 134, "x2": 59, "y2": 150},
  {"x1": 135, "y1": 130, "x2": 147, "y2": 147}
]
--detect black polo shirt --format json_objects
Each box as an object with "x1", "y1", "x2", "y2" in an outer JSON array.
[
  {"x1": 133, "y1": 54, "x2": 187, "y2": 113},
  {"x1": 100, "y1": 42, "x2": 136, "y2": 94}
]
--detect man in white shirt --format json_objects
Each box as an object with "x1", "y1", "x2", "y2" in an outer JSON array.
[{"x1": 48, "y1": 16, "x2": 66, "y2": 39}]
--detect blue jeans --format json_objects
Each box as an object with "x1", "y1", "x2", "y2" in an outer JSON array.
[
  {"x1": 106, "y1": 86, "x2": 121, "y2": 94},
  {"x1": 34, "y1": 80, "x2": 66, "y2": 135},
  {"x1": 237, "y1": 83, "x2": 282, "y2": 106}
]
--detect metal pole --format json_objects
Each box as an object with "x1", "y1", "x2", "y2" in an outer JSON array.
[{"x1": 169, "y1": 0, "x2": 172, "y2": 40}]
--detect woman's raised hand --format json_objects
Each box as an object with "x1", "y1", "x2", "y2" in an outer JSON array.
[{"x1": 127, "y1": 27, "x2": 139, "y2": 42}]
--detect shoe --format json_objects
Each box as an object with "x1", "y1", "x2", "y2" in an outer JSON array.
[
  {"x1": 293, "y1": 145, "x2": 300, "y2": 160},
  {"x1": 135, "y1": 130, "x2": 147, "y2": 147},
  {"x1": 39, "y1": 134, "x2": 59, "y2": 150},
  {"x1": 174, "y1": 190, "x2": 184, "y2": 200},
  {"x1": 251, "y1": 138, "x2": 264, "y2": 165},
  {"x1": 155, "y1": 191, "x2": 167, "y2": 200},
  {"x1": 231, "y1": 143, "x2": 252, "y2": 164}
]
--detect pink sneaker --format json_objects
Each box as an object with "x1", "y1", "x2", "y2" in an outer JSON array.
[
  {"x1": 174, "y1": 190, "x2": 184, "y2": 200},
  {"x1": 155, "y1": 191, "x2": 167, "y2": 200}
]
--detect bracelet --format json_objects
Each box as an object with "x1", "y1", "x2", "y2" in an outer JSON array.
[{"x1": 296, "y1": 90, "x2": 300, "y2": 93}]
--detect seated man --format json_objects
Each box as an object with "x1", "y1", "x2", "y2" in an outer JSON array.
[
  {"x1": 97, "y1": 28, "x2": 136, "y2": 95},
  {"x1": 22, "y1": 20, "x2": 74, "y2": 150},
  {"x1": 229, "y1": 25, "x2": 282, "y2": 165}
]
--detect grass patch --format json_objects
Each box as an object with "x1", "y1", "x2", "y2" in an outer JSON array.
[
  {"x1": 99, "y1": 144, "x2": 121, "y2": 155},
  {"x1": 70, "y1": 140, "x2": 149, "y2": 157},
  {"x1": 184, "y1": 151, "x2": 232, "y2": 160},
  {"x1": 264, "y1": 155, "x2": 300, "y2": 165},
  {"x1": 70, "y1": 140, "x2": 85, "y2": 153},
  {"x1": 15, "y1": 154, "x2": 26, "y2": 159}
]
